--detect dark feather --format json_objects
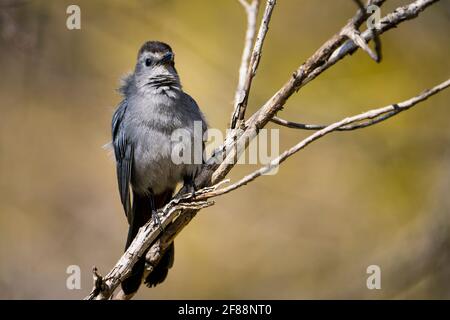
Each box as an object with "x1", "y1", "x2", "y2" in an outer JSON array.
[
  {"x1": 112, "y1": 100, "x2": 133, "y2": 222},
  {"x1": 145, "y1": 242, "x2": 174, "y2": 288}
]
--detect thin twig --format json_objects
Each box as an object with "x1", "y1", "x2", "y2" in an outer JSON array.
[
  {"x1": 230, "y1": 0, "x2": 276, "y2": 129},
  {"x1": 342, "y1": 26, "x2": 379, "y2": 62},
  {"x1": 270, "y1": 110, "x2": 397, "y2": 131},
  {"x1": 234, "y1": 0, "x2": 260, "y2": 110},
  {"x1": 342, "y1": 0, "x2": 380, "y2": 62}
]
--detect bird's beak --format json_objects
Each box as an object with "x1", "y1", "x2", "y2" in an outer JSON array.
[{"x1": 160, "y1": 52, "x2": 173, "y2": 65}]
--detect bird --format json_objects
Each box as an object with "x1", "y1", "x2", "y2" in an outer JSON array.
[{"x1": 111, "y1": 41, "x2": 207, "y2": 297}]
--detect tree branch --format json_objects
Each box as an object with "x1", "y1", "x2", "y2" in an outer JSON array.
[
  {"x1": 212, "y1": 0, "x2": 437, "y2": 183},
  {"x1": 233, "y1": 0, "x2": 260, "y2": 111},
  {"x1": 85, "y1": 195, "x2": 216, "y2": 300},
  {"x1": 341, "y1": 0, "x2": 381, "y2": 62},
  {"x1": 270, "y1": 110, "x2": 402, "y2": 131},
  {"x1": 198, "y1": 79, "x2": 450, "y2": 200},
  {"x1": 230, "y1": 0, "x2": 276, "y2": 129}
]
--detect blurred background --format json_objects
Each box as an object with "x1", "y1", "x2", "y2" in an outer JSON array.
[{"x1": 0, "y1": 0, "x2": 449, "y2": 299}]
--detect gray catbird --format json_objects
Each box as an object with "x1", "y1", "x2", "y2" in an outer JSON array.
[{"x1": 112, "y1": 41, "x2": 207, "y2": 296}]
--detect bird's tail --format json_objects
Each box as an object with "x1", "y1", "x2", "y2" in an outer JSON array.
[{"x1": 121, "y1": 189, "x2": 174, "y2": 296}]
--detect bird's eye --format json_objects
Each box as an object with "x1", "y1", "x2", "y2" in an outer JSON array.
[{"x1": 145, "y1": 58, "x2": 152, "y2": 67}]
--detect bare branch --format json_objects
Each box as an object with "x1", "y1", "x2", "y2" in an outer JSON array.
[
  {"x1": 277, "y1": 0, "x2": 433, "y2": 110},
  {"x1": 342, "y1": 0, "x2": 381, "y2": 62},
  {"x1": 85, "y1": 195, "x2": 214, "y2": 300},
  {"x1": 342, "y1": 26, "x2": 379, "y2": 62},
  {"x1": 212, "y1": 0, "x2": 436, "y2": 183},
  {"x1": 200, "y1": 79, "x2": 450, "y2": 199},
  {"x1": 230, "y1": 0, "x2": 276, "y2": 129},
  {"x1": 271, "y1": 110, "x2": 399, "y2": 131},
  {"x1": 234, "y1": 0, "x2": 260, "y2": 110},
  {"x1": 271, "y1": 116, "x2": 339, "y2": 130},
  {"x1": 322, "y1": 0, "x2": 439, "y2": 84}
]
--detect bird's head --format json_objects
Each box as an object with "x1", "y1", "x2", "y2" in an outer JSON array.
[{"x1": 132, "y1": 41, "x2": 180, "y2": 91}]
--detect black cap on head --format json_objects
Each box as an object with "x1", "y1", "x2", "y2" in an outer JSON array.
[{"x1": 138, "y1": 41, "x2": 173, "y2": 57}]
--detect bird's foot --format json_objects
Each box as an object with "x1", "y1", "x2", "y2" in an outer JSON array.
[
  {"x1": 179, "y1": 183, "x2": 196, "y2": 198},
  {"x1": 179, "y1": 176, "x2": 197, "y2": 198}
]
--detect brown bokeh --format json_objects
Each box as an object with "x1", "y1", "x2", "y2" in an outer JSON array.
[{"x1": 0, "y1": 0, "x2": 449, "y2": 299}]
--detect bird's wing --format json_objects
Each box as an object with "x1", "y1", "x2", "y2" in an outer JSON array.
[
  {"x1": 183, "y1": 93, "x2": 208, "y2": 165},
  {"x1": 112, "y1": 100, "x2": 133, "y2": 223},
  {"x1": 185, "y1": 93, "x2": 207, "y2": 122}
]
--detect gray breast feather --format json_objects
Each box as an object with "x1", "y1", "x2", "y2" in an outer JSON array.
[{"x1": 122, "y1": 90, "x2": 206, "y2": 195}]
